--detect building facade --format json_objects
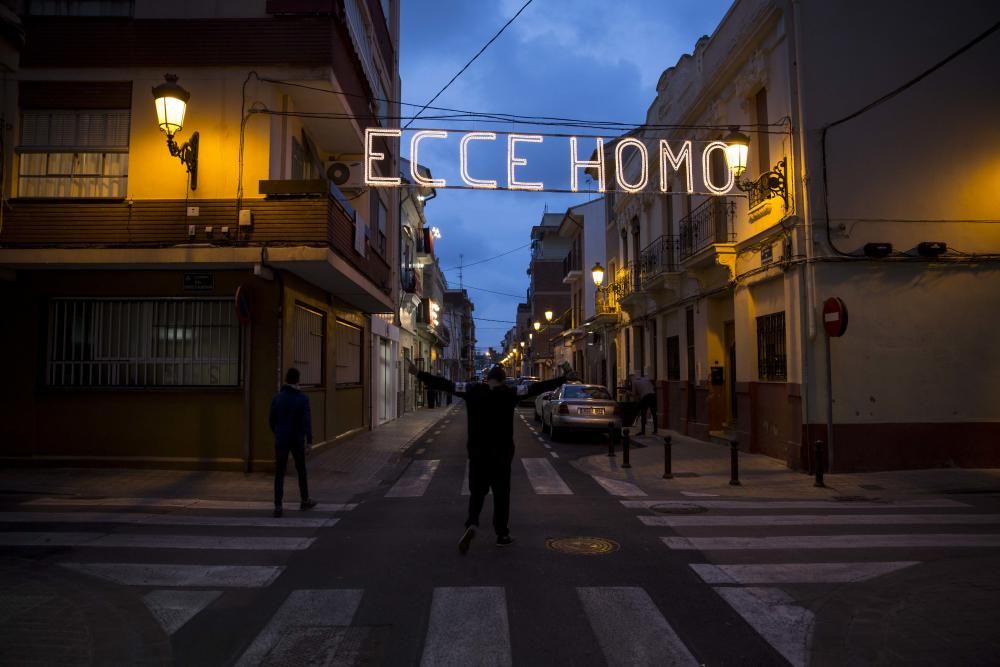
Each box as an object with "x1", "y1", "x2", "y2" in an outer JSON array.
[
  {"x1": 442, "y1": 288, "x2": 475, "y2": 382},
  {"x1": 0, "y1": 0, "x2": 401, "y2": 469}
]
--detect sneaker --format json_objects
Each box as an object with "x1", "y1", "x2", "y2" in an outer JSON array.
[
  {"x1": 496, "y1": 535, "x2": 514, "y2": 547},
  {"x1": 300, "y1": 499, "x2": 317, "y2": 511},
  {"x1": 273, "y1": 507, "x2": 283, "y2": 518},
  {"x1": 458, "y1": 526, "x2": 476, "y2": 555}
]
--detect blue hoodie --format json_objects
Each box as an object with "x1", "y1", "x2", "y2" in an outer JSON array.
[{"x1": 269, "y1": 384, "x2": 313, "y2": 448}]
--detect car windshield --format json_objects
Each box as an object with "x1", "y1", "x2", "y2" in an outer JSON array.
[{"x1": 562, "y1": 385, "x2": 611, "y2": 400}]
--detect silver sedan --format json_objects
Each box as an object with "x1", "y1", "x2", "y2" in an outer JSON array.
[{"x1": 542, "y1": 384, "x2": 620, "y2": 441}]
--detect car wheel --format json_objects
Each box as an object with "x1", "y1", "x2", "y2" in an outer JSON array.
[{"x1": 534, "y1": 409, "x2": 541, "y2": 422}]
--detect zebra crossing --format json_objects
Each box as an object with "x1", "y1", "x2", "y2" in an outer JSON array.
[
  {"x1": 625, "y1": 496, "x2": 999, "y2": 667},
  {"x1": 0, "y1": 496, "x2": 355, "y2": 636},
  {"x1": 384, "y1": 456, "x2": 642, "y2": 498},
  {"x1": 219, "y1": 584, "x2": 698, "y2": 666}
]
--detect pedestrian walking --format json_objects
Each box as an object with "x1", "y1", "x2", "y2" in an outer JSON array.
[
  {"x1": 628, "y1": 371, "x2": 658, "y2": 435},
  {"x1": 269, "y1": 367, "x2": 318, "y2": 518},
  {"x1": 407, "y1": 361, "x2": 574, "y2": 553}
]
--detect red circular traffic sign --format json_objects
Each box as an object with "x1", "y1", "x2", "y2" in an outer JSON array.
[{"x1": 822, "y1": 297, "x2": 848, "y2": 337}]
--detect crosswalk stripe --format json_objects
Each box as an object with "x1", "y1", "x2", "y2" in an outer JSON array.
[
  {"x1": 420, "y1": 587, "x2": 511, "y2": 667},
  {"x1": 591, "y1": 476, "x2": 647, "y2": 497},
  {"x1": 386, "y1": 460, "x2": 440, "y2": 498},
  {"x1": 24, "y1": 497, "x2": 357, "y2": 512},
  {"x1": 577, "y1": 587, "x2": 698, "y2": 667},
  {"x1": 0, "y1": 532, "x2": 315, "y2": 550},
  {"x1": 550, "y1": 452, "x2": 560, "y2": 459},
  {"x1": 641, "y1": 514, "x2": 1000, "y2": 527},
  {"x1": 61, "y1": 563, "x2": 284, "y2": 587},
  {"x1": 521, "y1": 458, "x2": 573, "y2": 495},
  {"x1": 623, "y1": 499, "x2": 967, "y2": 510},
  {"x1": 143, "y1": 590, "x2": 221, "y2": 635},
  {"x1": 712, "y1": 586, "x2": 812, "y2": 667},
  {"x1": 235, "y1": 589, "x2": 364, "y2": 667},
  {"x1": 662, "y1": 534, "x2": 1000, "y2": 550},
  {"x1": 691, "y1": 561, "x2": 919, "y2": 584},
  {"x1": 0, "y1": 511, "x2": 338, "y2": 529}
]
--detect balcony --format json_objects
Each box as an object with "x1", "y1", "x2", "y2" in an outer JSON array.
[
  {"x1": 590, "y1": 286, "x2": 620, "y2": 327},
  {"x1": 562, "y1": 251, "x2": 582, "y2": 285},
  {"x1": 415, "y1": 227, "x2": 435, "y2": 264},
  {"x1": 679, "y1": 196, "x2": 736, "y2": 267},
  {"x1": 0, "y1": 180, "x2": 393, "y2": 313},
  {"x1": 638, "y1": 235, "x2": 680, "y2": 292}
]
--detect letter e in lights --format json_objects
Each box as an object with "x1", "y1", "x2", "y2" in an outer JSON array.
[
  {"x1": 507, "y1": 134, "x2": 544, "y2": 191},
  {"x1": 364, "y1": 128, "x2": 402, "y2": 186}
]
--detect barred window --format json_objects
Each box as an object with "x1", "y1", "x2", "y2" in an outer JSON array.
[
  {"x1": 666, "y1": 335, "x2": 680, "y2": 381},
  {"x1": 292, "y1": 304, "x2": 324, "y2": 386},
  {"x1": 18, "y1": 109, "x2": 130, "y2": 198},
  {"x1": 335, "y1": 320, "x2": 363, "y2": 385},
  {"x1": 47, "y1": 299, "x2": 241, "y2": 387},
  {"x1": 756, "y1": 311, "x2": 787, "y2": 381}
]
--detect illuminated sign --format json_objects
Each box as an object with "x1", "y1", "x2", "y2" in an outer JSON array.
[{"x1": 364, "y1": 128, "x2": 745, "y2": 195}]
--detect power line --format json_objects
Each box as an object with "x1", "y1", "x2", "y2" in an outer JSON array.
[
  {"x1": 463, "y1": 284, "x2": 526, "y2": 298},
  {"x1": 403, "y1": 0, "x2": 536, "y2": 129},
  {"x1": 442, "y1": 243, "x2": 532, "y2": 271},
  {"x1": 473, "y1": 316, "x2": 517, "y2": 323}
]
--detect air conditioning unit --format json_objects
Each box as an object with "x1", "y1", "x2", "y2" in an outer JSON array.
[{"x1": 326, "y1": 160, "x2": 364, "y2": 190}]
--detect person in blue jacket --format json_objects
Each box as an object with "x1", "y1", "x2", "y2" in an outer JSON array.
[{"x1": 269, "y1": 367, "x2": 317, "y2": 517}]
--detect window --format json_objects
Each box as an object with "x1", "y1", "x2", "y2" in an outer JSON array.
[
  {"x1": 19, "y1": 109, "x2": 130, "y2": 198},
  {"x1": 756, "y1": 311, "x2": 786, "y2": 381},
  {"x1": 561, "y1": 385, "x2": 611, "y2": 400},
  {"x1": 292, "y1": 305, "x2": 324, "y2": 386},
  {"x1": 335, "y1": 320, "x2": 363, "y2": 385},
  {"x1": 373, "y1": 194, "x2": 388, "y2": 256},
  {"x1": 666, "y1": 336, "x2": 680, "y2": 381},
  {"x1": 46, "y1": 298, "x2": 241, "y2": 387},
  {"x1": 28, "y1": 0, "x2": 133, "y2": 16},
  {"x1": 754, "y1": 87, "x2": 770, "y2": 176}
]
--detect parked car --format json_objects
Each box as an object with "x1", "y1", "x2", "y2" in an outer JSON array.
[
  {"x1": 516, "y1": 376, "x2": 541, "y2": 406},
  {"x1": 534, "y1": 391, "x2": 555, "y2": 421},
  {"x1": 542, "y1": 384, "x2": 620, "y2": 441}
]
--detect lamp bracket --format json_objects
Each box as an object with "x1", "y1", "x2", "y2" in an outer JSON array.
[
  {"x1": 735, "y1": 157, "x2": 787, "y2": 210},
  {"x1": 166, "y1": 131, "x2": 199, "y2": 190}
]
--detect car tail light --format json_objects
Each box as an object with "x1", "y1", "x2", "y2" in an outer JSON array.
[{"x1": 557, "y1": 403, "x2": 569, "y2": 415}]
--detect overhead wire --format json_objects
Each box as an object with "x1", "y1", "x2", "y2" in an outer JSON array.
[{"x1": 441, "y1": 243, "x2": 531, "y2": 271}]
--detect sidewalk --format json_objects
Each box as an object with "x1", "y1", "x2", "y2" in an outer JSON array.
[
  {"x1": 0, "y1": 406, "x2": 456, "y2": 505},
  {"x1": 572, "y1": 429, "x2": 1000, "y2": 498}
]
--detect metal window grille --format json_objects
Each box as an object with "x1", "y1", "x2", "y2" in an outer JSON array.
[
  {"x1": 46, "y1": 298, "x2": 241, "y2": 388},
  {"x1": 756, "y1": 311, "x2": 787, "y2": 381},
  {"x1": 292, "y1": 304, "x2": 325, "y2": 386}
]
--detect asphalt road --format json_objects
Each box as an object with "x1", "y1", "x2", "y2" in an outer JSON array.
[{"x1": 2, "y1": 404, "x2": 999, "y2": 666}]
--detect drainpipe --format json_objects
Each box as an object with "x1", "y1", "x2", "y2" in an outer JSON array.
[{"x1": 790, "y1": 0, "x2": 820, "y2": 465}]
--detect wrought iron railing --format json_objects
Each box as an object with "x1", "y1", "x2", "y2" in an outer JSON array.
[
  {"x1": 608, "y1": 264, "x2": 638, "y2": 302},
  {"x1": 679, "y1": 197, "x2": 735, "y2": 260},
  {"x1": 747, "y1": 158, "x2": 788, "y2": 210},
  {"x1": 595, "y1": 286, "x2": 619, "y2": 316},
  {"x1": 639, "y1": 235, "x2": 679, "y2": 286}
]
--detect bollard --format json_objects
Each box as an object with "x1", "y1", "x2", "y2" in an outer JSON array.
[
  {"x1": 662, "y1": 435, "x2": 673, "y2": 479},
  {"x1": 814, "y1": 440, "x2": 826, "y2": 488},
  {"x1": 729, "y1": 438, "x2": 741, "y2": 486},
  {"x1": 622, "y1": 428, "x2": 631, "y2": 468},
  {"x1": 607, "y1": 426, "x2": 616, "y2": 457}
]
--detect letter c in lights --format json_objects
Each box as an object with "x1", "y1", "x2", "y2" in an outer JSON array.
[
  {"x1": 410, "y1": 131, "x2": 448, "y2": 187},
  {"x1": 460, "y1": 132, "x2": 497, "y2": 189}
]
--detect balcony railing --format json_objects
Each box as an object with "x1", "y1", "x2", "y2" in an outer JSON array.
[
  {"x1": 608, "y1": 264, "x2": 638, "y2": 302},
  {"x1": 595, "y1": 286, "x2": 619, "y2": 316},
  {"x1": 678, "y1": 197, "x2": 735, "y2": 260},
  {"x1": 562, "y1": 251, "x2": 582, "y2": 278},
  {"x1": 401, "y1": 267, "x2": 421, "y2": 295},
  {"x1": 638, "y1": 235, "x2": 679, "y2": 286}
]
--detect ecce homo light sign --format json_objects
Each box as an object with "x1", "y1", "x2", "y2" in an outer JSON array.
[{"x1": 364, "y1": 128, "x2": 739, "y2": 195}]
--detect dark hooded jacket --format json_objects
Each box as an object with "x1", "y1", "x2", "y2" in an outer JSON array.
[
  {"x1": 416, "y1": 372, "x2": 565, "y2": 458},
  {"x1": 269, "y1": 384, "x2": 313, "y2": 448}
]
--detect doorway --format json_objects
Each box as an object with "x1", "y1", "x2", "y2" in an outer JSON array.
[{"x1": 724, "y1": 320, "x2": 736, "y2": 426}]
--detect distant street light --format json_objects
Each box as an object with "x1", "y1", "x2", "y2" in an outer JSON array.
[
  {"x1": 544, "y1": 309, "x2": 553, "y2": 322},
  {"x1": 591, "y1": 262, "x2": 605, "y2": 287},
  {"x1": 533, "y1": 321, "x2": 541, "y2": 331}
]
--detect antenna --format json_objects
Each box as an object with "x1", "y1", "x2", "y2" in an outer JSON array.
[{"x1": 458, "y1": 254, "x2": 464, "y2": 289}]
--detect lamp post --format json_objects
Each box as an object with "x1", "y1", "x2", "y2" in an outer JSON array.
[
  {"x1": 724, "y1": 127, "x2": 788, "y2": 208},
  {"x1": 591, "y1": 262, "x2": 605, "y2": 288},
  {"x1": 152, "y1": 74, "x2": 199, "y2": 189},
  {"x1": 592, "y1": 262, "x2": 610, "y2": 392}
]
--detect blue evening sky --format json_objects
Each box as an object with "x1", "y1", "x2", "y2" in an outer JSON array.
[{"x1": 399, "y1": 0, "x2": 732, "y2": 351}]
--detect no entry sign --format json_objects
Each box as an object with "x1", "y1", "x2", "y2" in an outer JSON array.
[{"x1": 822, "y1": 297, "x2": 848, "y2": 337}]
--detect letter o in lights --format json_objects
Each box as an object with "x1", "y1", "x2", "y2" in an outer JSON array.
[
  {"x1": 701, "y1": 141, "x2": 735, "y2": 195},
  {"x1": 614, "y1": 138, "x2": 649, "y2": 194}
]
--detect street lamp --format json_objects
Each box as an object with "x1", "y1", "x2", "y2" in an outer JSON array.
[
  {"x1": 725, "y1": 126, "x2": 788, "y2": 208},
  {"x1": 520, "y1": 341, "x2": 525, "y2": 348},
  {"x1": 591, "y1": 262, "x2": 605, "y2": 287},
  {"x1": 533, "y1": 321, "x2": 541, "y2": 332},
  {"x1": 152, "y1": 74, "x2": 199, "y2": 189},
  {"x1": 544, "y1": 309, "x2": 553, "y2": 323}
]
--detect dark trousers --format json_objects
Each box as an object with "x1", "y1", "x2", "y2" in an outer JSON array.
[
  {"x1": 466, "y1": 453, "x2": 513, "y2": 536},
  {"x1": 639, "y1": 393, "x2": 658, "y2": 434},
  {"x1": 274, "y1": 442, "x2": 309, "y2": 506}
]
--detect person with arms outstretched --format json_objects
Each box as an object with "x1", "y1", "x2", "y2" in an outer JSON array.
[{"x1": 406, "y1": 361, "x2": 574, "y2": 553}]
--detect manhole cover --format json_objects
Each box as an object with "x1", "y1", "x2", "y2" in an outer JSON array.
[
  {"x1": 545, "y1": 537, "x2": 620, "y2": 555},
  {"x1": 649, "y1": 503, "x2": 708, "y2": 515}
]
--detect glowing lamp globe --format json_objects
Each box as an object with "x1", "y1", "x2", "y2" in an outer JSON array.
[
  {"x1": 152, "y1": 74, "x2": 190, "y2": 137},
  {"x1": 591, "y1": 262, "x2": 605, "y2": 287},
  {"x1": 724, "y1": 128, "x2": 749, "y2": 179},
  {"x1": 544, "y1": 309, "x2": 553, "y2": 322},
  {"x1": 533, "y1": 321, "x2": 541, "y2": 332}
]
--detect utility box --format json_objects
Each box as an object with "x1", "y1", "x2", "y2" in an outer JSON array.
[{"x1": 238, "y1": 209, "x2": 253, "y2": 227}]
